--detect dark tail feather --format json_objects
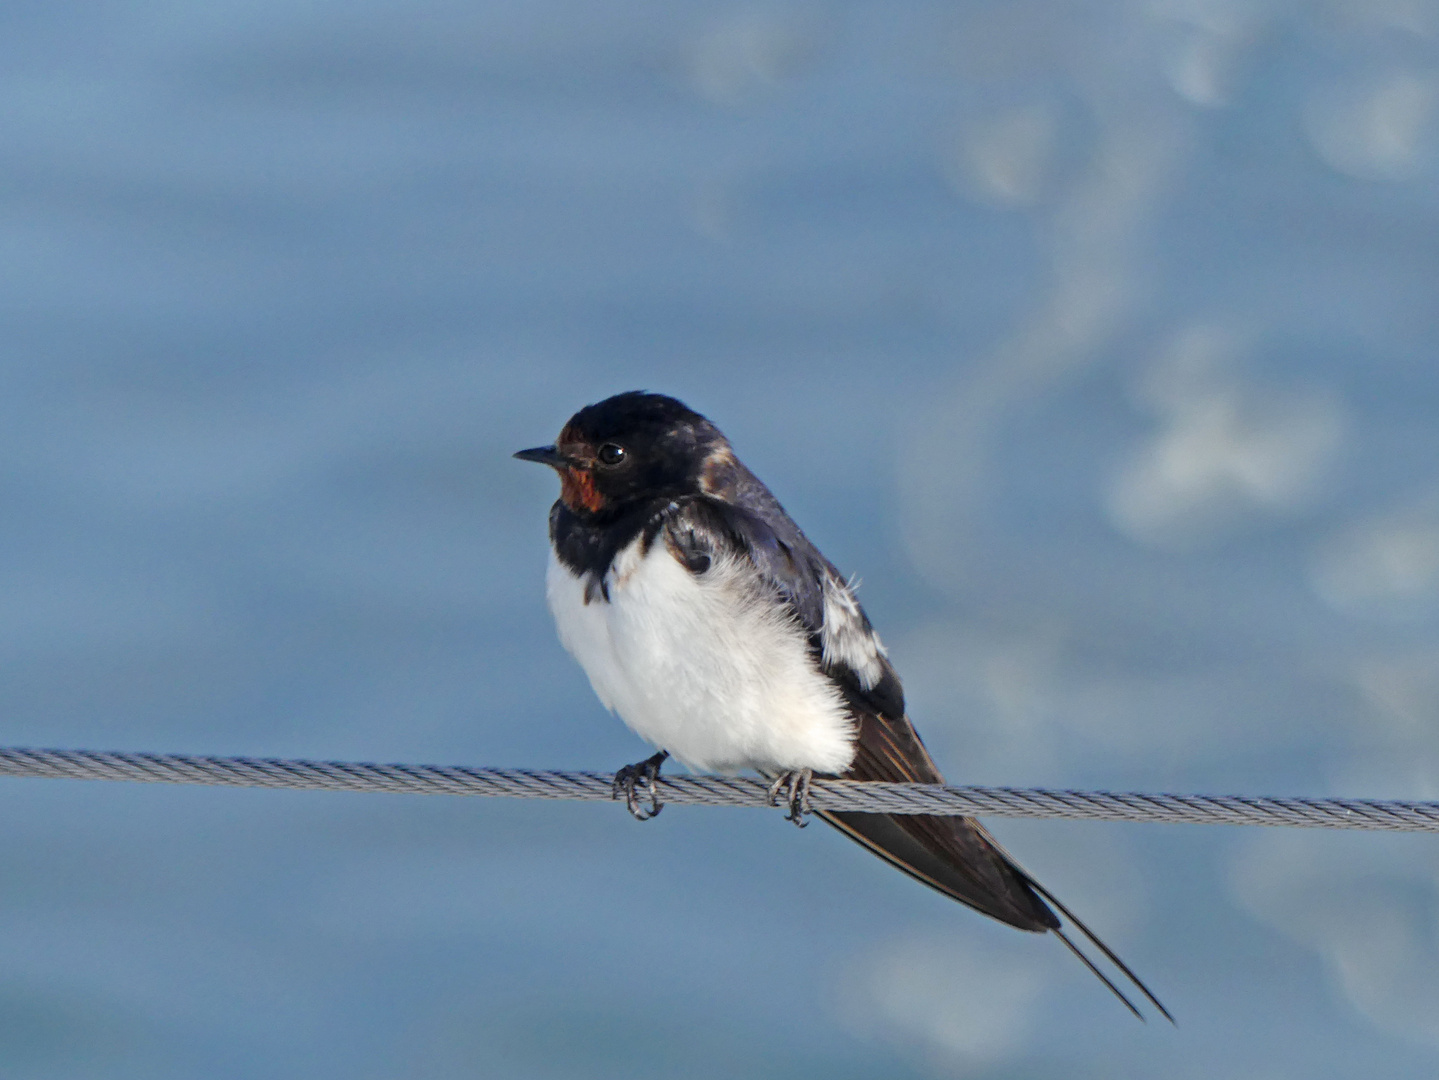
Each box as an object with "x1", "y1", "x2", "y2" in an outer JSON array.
[
  {"x1": 819, "y1": 808, "x2": 1172, "y2": 1022},
  {"x1": 1052, "y1": 928, "x2": 1144, "y2": 1022},
  {"x1": 1022, "y1": 874, "x2": 1175, "y2": 1025},
  {"x1": 818, "y1": 809, "x2": 1057, "y2": 930}
]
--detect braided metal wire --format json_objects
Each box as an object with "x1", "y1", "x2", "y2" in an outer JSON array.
[{"x1": 2, "y1": 746, "x2": 1438, "y2": 832}]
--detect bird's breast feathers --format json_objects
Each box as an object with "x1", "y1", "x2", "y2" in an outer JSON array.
[{"x1": 546, "y1": 525, "x2": 857, "y2": 774}]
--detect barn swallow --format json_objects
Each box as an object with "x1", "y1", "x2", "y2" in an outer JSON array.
[{"x1": 516, "y1": 390, "x2": 1169, "y2": 1021}]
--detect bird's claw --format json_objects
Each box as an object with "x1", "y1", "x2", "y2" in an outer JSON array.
[
  {"x1": 613, "y1": 751, "x2": 669, "y2": 821},
  {"x1": 768, "y1": 768, "x2": 813, "y2": 827}
]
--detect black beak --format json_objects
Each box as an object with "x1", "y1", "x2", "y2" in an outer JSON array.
[{"x1": 513, "y1": 445, "x2": 569, "y2": 469}]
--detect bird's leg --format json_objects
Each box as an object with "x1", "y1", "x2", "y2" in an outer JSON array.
[
  {"x1": 612, "y1": 750, "x2": 669, "y2": 821},
  {"x1": 767, "y1": 768, "x2": 813, "y2": 827}
]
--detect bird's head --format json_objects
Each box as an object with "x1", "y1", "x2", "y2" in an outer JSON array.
[{"x1": 514, "y1": 391, "x2": 732, "y2": 517}]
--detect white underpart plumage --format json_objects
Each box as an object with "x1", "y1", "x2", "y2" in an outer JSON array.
[
  {"x1": 546, "y1": 536, "x2": 856, "y2": 774},
  {"x1": 819, "y1": 573, "x2": 887, "y2": 691}
]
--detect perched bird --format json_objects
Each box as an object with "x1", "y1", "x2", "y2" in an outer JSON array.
[{"x1": 516, "y1": 390, "x2": 1169, "y2": 1021}]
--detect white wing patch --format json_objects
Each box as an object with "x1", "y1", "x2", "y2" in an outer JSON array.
[{"x1": 820, "y1": 573, "x2": 887, "y2": 690}]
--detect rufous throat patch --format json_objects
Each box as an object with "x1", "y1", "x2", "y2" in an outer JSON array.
[{"x1": 560, "y1": 467, "x2": 605, "y2": 513}]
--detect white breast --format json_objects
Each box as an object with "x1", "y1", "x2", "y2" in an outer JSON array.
[{"x1": 545, "y1": 536, "x2": 855, "y2": 774}]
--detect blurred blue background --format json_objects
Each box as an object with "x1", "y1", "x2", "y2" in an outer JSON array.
[{"x1": 2, "y1": 0, "x2": 1438, "y2": 1075}]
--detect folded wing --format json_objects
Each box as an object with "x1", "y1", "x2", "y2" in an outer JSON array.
[{"x1": 666, "y1": 486, "x2": 1169, "y2": 1021}]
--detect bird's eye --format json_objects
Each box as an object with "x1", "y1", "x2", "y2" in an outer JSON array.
[{"x1": 597, "y1": 443, "x2": 627, "y2": 466}]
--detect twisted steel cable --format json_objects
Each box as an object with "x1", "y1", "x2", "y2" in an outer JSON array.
[{"x1": 2, "y1": 746, "x2": 1438, "y2": 831}]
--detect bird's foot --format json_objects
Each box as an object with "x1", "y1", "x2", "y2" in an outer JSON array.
[
  {"x1": 613, "y1": 751, "x2": 669, "y2": 821},
  {"x1": 767, "y1": 768, "x2": 813, "y2": 828}
]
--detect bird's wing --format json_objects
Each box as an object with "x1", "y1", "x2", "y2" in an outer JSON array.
[
  {"x1": 660, "y1": 496, "x2": 1052, "y2": 927},
  {"x1": 661, "y1": 492, "x2": 904, "y2": 711},
  {"x1": 660, "y1": 494, "x2": 1168, "y2": 1018}
]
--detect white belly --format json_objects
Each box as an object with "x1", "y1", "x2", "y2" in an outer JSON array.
[{"x1": 545, "y1": 537, "x2": 855, "y2": 774}]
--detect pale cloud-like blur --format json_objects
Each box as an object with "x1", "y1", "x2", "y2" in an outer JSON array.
[
  {"x1": 842, "y1": 928, "x2": 1053, "y2": 1070},
  {"x1": 1311, "y1": 493, "x2": 1439, "y2": 621},
  {"x1": 1156, "y1": 0, "x2": 1266, "y2": 107},
  {"x1": 1105, "y1": 324, "x2": 1347, "y2": 551},
  {"x1": 901, "y1": 23, "x2": 1191, "y2": 587},
  {"x1": 688, "y1": 8, "x2": 819, "y2": 106},
  {"x1": 945, "y1": 101, "x2": 1063, "y2": 207},
  {"x1": 1324, "y1": 645, "x2": 1439, "y2": 802},
  {"x1": 896, "y1": 615, "x2": 1319, "y2": 791},
  {"x1": 1306, "y1": 69, "x2": 1439, "y2": 182},
  {"x1": 1231, "y1": 830, "x2": 1439, "y2": 1048}
]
